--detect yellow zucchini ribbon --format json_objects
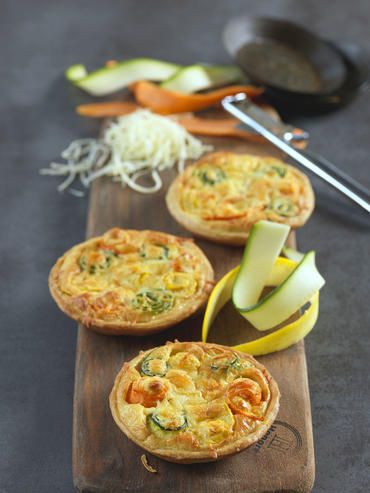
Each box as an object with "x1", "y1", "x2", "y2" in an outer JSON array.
[{"x1": 202, "y1": 257, "x2": 321, "y2": 356}]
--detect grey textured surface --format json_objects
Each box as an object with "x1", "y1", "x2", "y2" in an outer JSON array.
[{"x1": 0, "y1": 1, "x2": 369, "y2": 492}]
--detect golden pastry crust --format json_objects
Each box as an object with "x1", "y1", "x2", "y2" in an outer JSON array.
[
  {"x1": 166, "y1": 152, "x2": 315, "y2": 245},
  {"x1": 49, "y1": 229, "x2": 214, "y2": 335},
  {"x1": 110, "y1": 341, "x2": 280, "y2": 463}
]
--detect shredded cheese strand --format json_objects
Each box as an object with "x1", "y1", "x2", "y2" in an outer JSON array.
[{"x1": 40, "y1": 109, "x2": 212, "y2": 195}]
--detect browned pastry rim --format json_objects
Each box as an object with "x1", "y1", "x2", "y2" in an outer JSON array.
[
  {"x1": 166, "y1": 151, "x2": 315, "y2": 245},
  {"x1": 49, "y1": 229, "x2": 214, "y2": 335},
  {"x1": 110, "y1": 341, "x2": 280, "y2": 463}
]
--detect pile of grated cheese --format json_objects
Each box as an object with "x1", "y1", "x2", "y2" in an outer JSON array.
[{"x1": 40, "y1": 109, "x2": 213, "y2": 195}]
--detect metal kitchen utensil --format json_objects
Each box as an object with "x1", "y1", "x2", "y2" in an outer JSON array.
[{"x1": 222, "y1": 93, "x2": 370, "y2": 213}]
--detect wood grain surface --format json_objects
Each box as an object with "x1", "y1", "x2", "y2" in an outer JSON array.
[{"x1": 73, "y1": 135, "x2": 315, "y2": 493}]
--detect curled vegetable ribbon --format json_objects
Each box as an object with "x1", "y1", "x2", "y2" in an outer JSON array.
[{"x1": 202, "y1": 221, "x2": 325, "y2": 356}]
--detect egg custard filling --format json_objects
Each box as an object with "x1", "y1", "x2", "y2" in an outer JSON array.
[
  {"x1": 110, "y1": 342, "x2": 279, "y2": 463},
  {"x1": 166, "y1": 152, "x2": 314, "y2": 245},
  {"x1": 49, "y1": 229, "x2": 214, "y2": 334}
]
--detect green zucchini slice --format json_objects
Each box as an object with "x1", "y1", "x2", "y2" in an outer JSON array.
[
  {"x1": 269, "y1": 197, "x2": 298, "y2": 217},
  {"x1": 161, "y1": 64, "x2": 244, "y2": 93},
  {"x1": 141, "y1": 356, "x2": 168, "y2": 377},
  {"x1": 233, "y1": 221, "x2": 290, "y2": 309},
  {"x1": 66, "y1": 58, "x2": 181, "y2": 96},
  {"x1": 149, "y1": 411, "x2": 187, "y2": 432},
  {"x1": 282, "y1": 246, "x2": 304, "y2": 263},
  {"x1": 139, "y1": 243, "x2": 169, "y2": 261},
  {"x1": 271, "y1": 165, "x2": 287, "y2": 178},
  {"x1": 232, "y1": 221, "x2": 325, "y2": 331},
  {"x1": 131, "y1": 288, "x2": 174, "y2": 314},
  {"x1": 210, "y1": 355, "x2": 240, "y2": 371},
  {"x1": 65, "y1": 64, "x2": 88, "y2": 82},
  {"x1": 78, "y1": 249, "x2": 116, "y2": 274},
  {"x1": 196, "y1": 167, "x2": 226, "y2": 185}
]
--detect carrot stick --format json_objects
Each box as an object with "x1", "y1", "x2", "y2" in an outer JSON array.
[
  {"x1": 130, "y1": 80, "x2": 263, "y2": 114},
  {"x1": 76, "y1": 101, "x2": 139, "y2": 117},
  {"x1": 75, "y1": 102, "x2": 275, "y2": 143},
  {"x1": 174, "y1": 115, "x2": 264, "y2": 142}
]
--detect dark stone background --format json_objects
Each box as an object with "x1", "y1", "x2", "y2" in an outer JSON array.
[{"x1": 1, "y1": 1, "x2": 369, "y2": 491}]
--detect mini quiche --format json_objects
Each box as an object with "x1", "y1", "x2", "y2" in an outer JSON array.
[
  {"x1": 49, "y1": 229, "x2": 214, "y2": 335},
  {"x1": 166, "y1": 151, "x2": 314, "y2": 245},
  {"x1": 110, "y1": 341, "x2": 280, "y2": 463}
]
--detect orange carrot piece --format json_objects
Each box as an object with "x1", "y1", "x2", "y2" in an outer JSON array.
[
  {"x1": 75, "y1": 101, "x2": 269, "y2": 143},
  {"x1": 130, "y1": 80, "x2": 263, "y2": 115},
  {"x1": 105, "y1": 60, "x2": 118, "y2": 67},
  {"x1": 174, "y1": 115, "x2": 264, "y2": 143},
  {"x1": 76, "y1": 101, "x2": 139, "y2": 117}
]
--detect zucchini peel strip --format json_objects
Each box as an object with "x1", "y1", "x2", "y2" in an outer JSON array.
[
  {"x1": 160, "y1": 64, "x2": 244, "y2": 93},
  {"x1": 202, "y1": 221, "x2": 325, "y2": 355},
  {"x1": 66, "y1": 59, "x2": 245, "y2": 96},
  {"x1": 66, "y1": 58, "x2": 181, "y2": 96}
]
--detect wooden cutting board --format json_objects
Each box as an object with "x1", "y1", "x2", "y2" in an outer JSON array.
[{"x1": 73, "y1": 135, "x2": 315, "y2": 493}]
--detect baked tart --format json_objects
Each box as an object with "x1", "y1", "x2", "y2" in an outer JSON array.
[
  {"x1": 166, "y1": 151, "x2": 314, "y2": 245},
  {"x1": 49, "y1": 229, "x2": 214, "y2": 335},
  {"x1": 110, "y1": 341, "x2": 280, "y2": 463}
]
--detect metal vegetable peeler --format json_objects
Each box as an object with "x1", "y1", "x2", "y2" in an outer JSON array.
[{"x1": 222, "y1": 93, "x2": 370, "y2": 213}]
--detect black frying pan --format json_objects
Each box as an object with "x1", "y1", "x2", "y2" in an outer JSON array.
[{"x1": 223, "y1": 17, "x2": 369, "y2": 113}]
